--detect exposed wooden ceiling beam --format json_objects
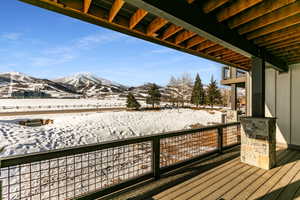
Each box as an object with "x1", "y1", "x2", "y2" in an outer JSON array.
[
  {"x1": 271, "y1": 45, "x2": 300, "y2": 55},
  {"x1": 256, "y1": 28, "x2": 300, "y2": 46},
  {"x1": 186, "y1": 36, "x2": 206, "y2": 49},
  {"x1": 211, "y1": 49, "x2": 233, "y2": 57},
  {"x1": 147, "y1": 17, "x2": 168, "y2": 36},
  {"x1": 108, "y1": 0, "x2": 125, "y2": 22},
  {"x1": 202, "y1": 0, "x2": 231, "y2": 14},
  {"x1": 123, "y1": 0, "x2": 287, "y2": 71},
  {"x1": 174, "y1": 30, "x2": 196, "y2": 45},
  {"x1": 161, "y1": 24, "x2": 183, "y2": 40},
  {"x1": 204, "y1": 45, "x2": 224, "y2": 54},
  {"x1": 129, "y1": 9, "x2": 148, "y2": 29},
  {"x1": 216, "y1": 0, "x2": 263, "y2": 22},
  {"x1": 197, "y1": 41, "x2": 216, "y2": 51},
  {"x1": 228, "y1": 0, "x2": 295, "y2": 29},
  {"x1": 83, "y1": 0, "x2": 92, "y2": 13},
  {"x1": 246, "y1": 14, "x2": 300, "y2": 40},
  {"x1": 222, "y1": 53, "x2": 244, "y2": 60},
  {"x1": 266, "y1": 36, "x2": 300, "y2": 50},
  {"x1": 238, "y1": 2, "x2": 300, "y2": 35}
]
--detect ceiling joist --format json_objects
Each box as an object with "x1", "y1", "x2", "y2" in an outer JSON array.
[
  {"x1": 238, "y1": 2, "x2": 300, "y2": 35},
  {"x1": 108, "y1": 0, "x2": 125, "y2": 22},
  {"x1": 186, "y1": 36, "x2": 206, "y2": 49},
  {"x1": 161, "y1": 24, "x2": 183, "y2": 40},
  {"x1": 147, "y1": 17, "x2": 168, "y2": 36},
  {"x1": 174, "y1": 30, "x2": 196, "y2": 45},
  {"x1": 228, "y1": 0, "x2": 295, "y2": 29},
  {"x1": 129, "y1": 8, "x2": 148, "y2": 29}
]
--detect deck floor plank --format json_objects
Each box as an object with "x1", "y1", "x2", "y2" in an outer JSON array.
[
  {"x1": 186, "y1": 165, "x2": 253, "y2": 199},
  {"x1": 154, "y1": 157, "x2": 239, "y2": 199},
  {"x1": 277, "y1": 164, "x2": 300, "y2": 200},
  {"x1": 231, "y1": 150, "x2": 295, "y2": 200},
  {"x1": 202, "y1": 165, "x2": 260, "y2": 200},
  {"x1": 260, "y1": 153, "x2": 300, "y2": 200},
  {"x1": 155, "y1": 158, "x2": 241, "y2": 200},
  {"x1": 170, "y1": 162, "x2": 246, "y2": 200},
  {"x1": 247, "y1": 151, "x2": 298, "y2": 199}
]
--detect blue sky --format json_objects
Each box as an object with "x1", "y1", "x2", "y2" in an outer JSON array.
[{"x1": 0, "y1": 0, "x2": 223, "y2": 86}]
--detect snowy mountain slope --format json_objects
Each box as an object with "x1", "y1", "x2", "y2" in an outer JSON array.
[
  {"x1": 54, "y1": 73, "x2": 128, "y2": 97},
  {"x1": 0, "y1": 72, "x2": 80, "y2": 98}
]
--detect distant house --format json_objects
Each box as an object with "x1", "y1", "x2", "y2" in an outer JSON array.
[{"x1": 11, "y1": 90, "x2": 51, "y2": 98}]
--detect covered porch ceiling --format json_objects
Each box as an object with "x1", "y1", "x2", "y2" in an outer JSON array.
[{"x1": 19, "y1": 0, "x2": 299, "y2": 72}]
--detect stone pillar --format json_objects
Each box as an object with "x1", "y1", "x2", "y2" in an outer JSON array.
[{"x1": 240, "y1": 117, "x2": 276, "y2": 170}]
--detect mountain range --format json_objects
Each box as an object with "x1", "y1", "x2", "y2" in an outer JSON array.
[{"x1": 0, "y1": 72, "x2": 240, "y2": 100}]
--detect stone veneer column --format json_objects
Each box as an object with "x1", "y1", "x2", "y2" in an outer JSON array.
[{"x1": 240, "y1": 117, "x2": 276, "y2": 170}]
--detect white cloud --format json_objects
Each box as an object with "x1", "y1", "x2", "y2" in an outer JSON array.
[
  {"x1": 29, "y1": 32, "x2": 123, "y2": 67},
  {"x1": 1, "y1": 33, "x2": 22, "y2": 40},
  {"x1": 150, "y1": 48, "x2": 175, "y2": 54}
]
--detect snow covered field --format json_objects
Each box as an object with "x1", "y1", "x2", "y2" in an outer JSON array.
[
  {"x1": 0, "y1": 109, "x2": 221, "y2": 157},
  {"x1": 0, "y1": 108, "x2": 222, "y2": 199}
]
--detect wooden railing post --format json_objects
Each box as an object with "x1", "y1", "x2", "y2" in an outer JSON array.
[
  {"x1": 218, "y1": 127, "x2": 223, "y2": 154},
  {"x1": 152, "y1": 137, "x2": 160, "y2": 180}
]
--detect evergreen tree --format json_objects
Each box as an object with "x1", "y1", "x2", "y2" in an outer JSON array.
[
  {"x1": 191, "y1": 73, "x2": 205, "y2": 107},
  {"x1": 126, "y1": 92, "x2": 141, "y2": 110},
  {"x1": 146, "y1": 83, "x2": 161, "y2": 108},
  {"x1": 206, "y1": 76, "x2": 222, "y2": 108}
]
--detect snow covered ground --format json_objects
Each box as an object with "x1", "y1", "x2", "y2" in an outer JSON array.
[
  {"x1": 0, "y1": 109, "x2": 221, "y2": 157},
  {"x1": 0, "y1": 109, "x2": 222, "y2": 199}
]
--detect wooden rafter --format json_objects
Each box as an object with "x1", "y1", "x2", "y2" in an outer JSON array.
[
  {"x1": 147, "y1": 17, "x2": 168, "y2": 36},
  {"x1": 174, "y1": 30, "x2": 196, "y2": 45},
  {"x1": 204, "y1": 45, "x2": 224, "y2": 54},
  {"x1": 161, "y1": 24, "x2": 183, "y2": 40},
  {"x1": 83, "y1": 0, "x2": 92, "y2": 13},
  {"x1": 108, "y1": 0, "x2": 125, "y2": 22},
  {"x1": 266, "y1": 36, "x2": 300, "y2": 50},
  {"x1": 202, "y1": 0, "x2": 231, "y2": 14},
  {"x1": 216, "y1": 0, "x2": 263, "y2": 22},
  {"x1": 238, "y1": 2, "x2": 300, "y2": 35},
  {"x1": 197, "y1": 41, "x2": 216, "y2": 51},
  {"x1": 254, "y1": 24, "x2": 300, "y2": 45},
  {"x1": 246, "y1": 14, "x2": 300, "y2": 40},
  {"x1": 211, "y1": 49, "x2": 233, "y2": 57},
  {"x1": 228, "y1": 0, "x2": 295, "y2": 29},
  {"x1": 129, "y1": 9, "x2": 148, "y2": 29},
  {"x1": 186, "y1": 36, "x2": 206, "y2": 49}
]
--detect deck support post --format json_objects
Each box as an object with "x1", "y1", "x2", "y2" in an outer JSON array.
[
  {"x1": 218, "y1": 128, "x2": 223, "y2": 154},
  {"x1": 251, "y1": 56, "x2": 265, "y2": 118},
  {"x1": 240, "y1": 54, "x2": 276, "y2": 170},
  {"x1": 152, "y1": 137, "x2": 160, "y2": 179}
]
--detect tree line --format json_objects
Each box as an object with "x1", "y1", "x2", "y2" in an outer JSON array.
[{"x1": 126, "y1": 73, "x2": 222, "y2": 110}]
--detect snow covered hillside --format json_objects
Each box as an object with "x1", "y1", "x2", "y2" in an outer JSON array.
[
  {"x1": 0, "y1": 72, "x2": 80, "y2": 98},
  {"x1": 0, "y1": 109, "x2": 222, "y2": 157},
  {"x1": 54, "y1": 72, "x2": 127, "y2": 97}
]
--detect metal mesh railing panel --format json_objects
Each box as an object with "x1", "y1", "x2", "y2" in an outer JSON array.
[
  {"x1": 0, "y1": 142, "x2": 152, "y2": 200},
  {"x1": 160, "y1": 129, "x2": 218, "y2": 167},
  {"x1": 222, "y1": 124, "x2": 241, "y2": 147}
]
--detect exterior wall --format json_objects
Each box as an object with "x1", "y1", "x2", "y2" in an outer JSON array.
[
  {"x1": 291, "y1": 64, "x2": 300, "y2": 145},
  {"x1": 250, "y1": 64, "x2": 300, "y2": 146}
]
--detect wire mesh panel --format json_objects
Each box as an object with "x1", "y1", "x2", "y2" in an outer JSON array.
[
  {"x1": 222, "y1": 124, "x2": 241, "y2": 147},
  {"x1": 160, "y1": 129, "x2": 218, "y2": 167},
  {"x1": 0, "y1": 142, "x2": 152, "y2": 200}
]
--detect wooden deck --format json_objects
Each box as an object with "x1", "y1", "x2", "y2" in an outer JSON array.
[
  {"x1": 154, "y1": 148, "x2": 300, "y2": 200},
  {"x1": 100, "y1": 147, "x2": 300, "y2": 200}
]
